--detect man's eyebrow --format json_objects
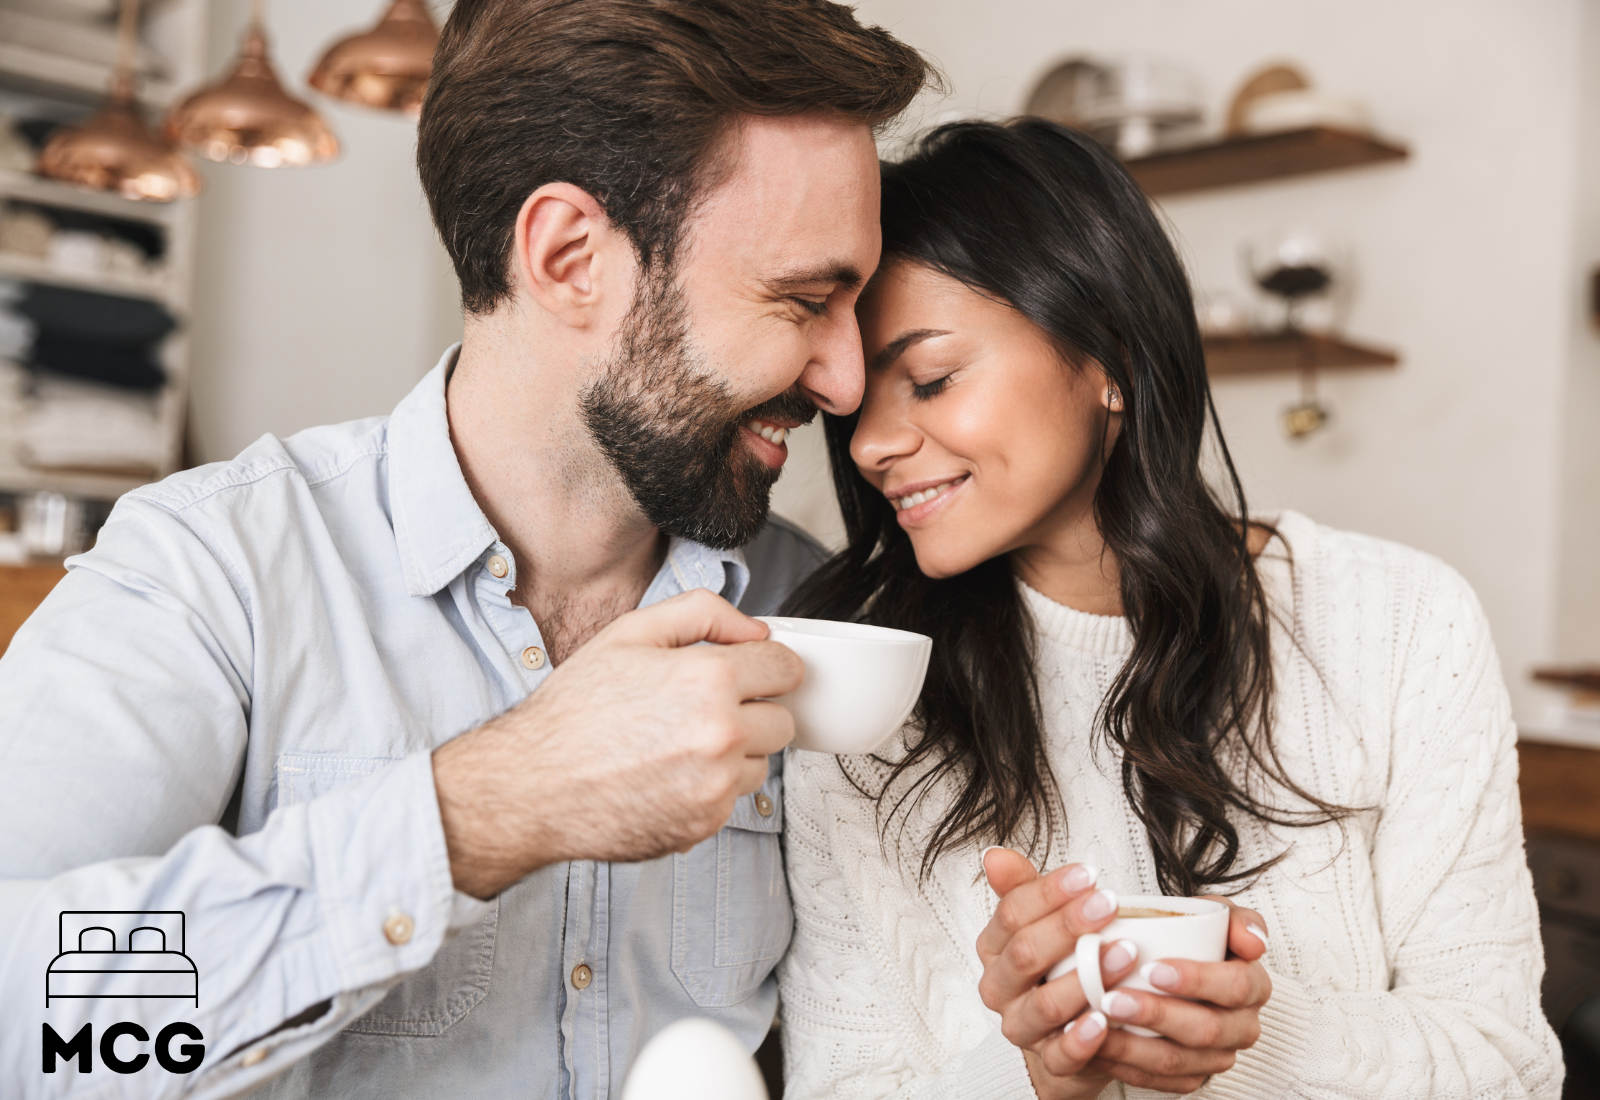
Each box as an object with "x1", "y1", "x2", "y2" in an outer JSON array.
[
  {"x1": 870, "y1": 329, "x2": 950, "y2": 371},
  {"x1": 764, "y1": 262, "x2": 865, "y2": 294}
]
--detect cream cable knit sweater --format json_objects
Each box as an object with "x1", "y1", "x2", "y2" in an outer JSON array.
[{"x1": 778, "y1": 512, "x2": 1563, "y2": 1099}]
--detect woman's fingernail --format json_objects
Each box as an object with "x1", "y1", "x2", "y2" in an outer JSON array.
[
  {"x1": 1060, "y1": 862, "x2": 1099, "y2": 893},
  {"x1": 1103, "y1": 938, "x2": 1139, "y2": 972},
  {"x1": 1146, "y1": 961, "x2": 1181, "y2": 990},
  {"x1": 1075, "y1": 1011, "x2": 1107, "y2": 1040},
  {"x1": 1082, "y1": 888, "x2": 1117, "y2": 921},
  {"x1": 979, "y1": 846, "x2": 1005, "y2": 875},
  {"x1": 1246, "y1": 923, "x2": 1269, "y2": 948},
  {"x1": 1103, "y1": 991, "x2": 1139, "y2": 1020}
]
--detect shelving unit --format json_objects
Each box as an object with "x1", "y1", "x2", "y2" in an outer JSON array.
[
  {"x1": 1125, "y1": 125, "x2": 1409, "y2": 198},
  {"x1": 0, "y1": 0, "x2": 206, "y2": 503},
  {"x1": 1203, "y1": 332, "x2": 1399, "y2": 376},
  {"x1": 0, "y1": 250, "x2": 172, "y2": 305}
]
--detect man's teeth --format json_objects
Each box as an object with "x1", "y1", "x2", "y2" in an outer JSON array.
[
  {"x1": 745, "y1": 420, "x2": 788, "y2": 445},
  {"x1": 894, "y1": 478, "x2": 964, "y2": 511}
]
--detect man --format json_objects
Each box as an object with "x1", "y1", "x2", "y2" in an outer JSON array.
[{"x1": 0, "y1": 1, "x2": 929, "y2": 1094}]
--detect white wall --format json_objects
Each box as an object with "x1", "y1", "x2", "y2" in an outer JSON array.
[
  {"x1": 799, "y1": 0, "x2": 1597, "y2": 724},
  {"x1": 187, "y1": 0, "x2": 460, "y2": 464},
  {"x1": 1555, "y1": 0, "x2": 1600, "y2": 663}
]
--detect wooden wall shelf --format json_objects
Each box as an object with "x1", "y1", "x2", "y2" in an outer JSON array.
[
  {"x1": 1203, "y1": 332, "x2": 1398, "y2": 376},
  {"x1": 1126, "y1": 126, "x2": 1409, "y2": 197}
]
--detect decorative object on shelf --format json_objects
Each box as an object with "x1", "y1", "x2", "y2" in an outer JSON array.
[
  {"x1": 1026, "y1": 54, "x2": 1203, "y2": 158},
  {"x1": 1281, "y1": 370, "x2": 1330, "y2": 441},
  {"x1": 1022, "y1": 56, "x2": 1114, "y2": 130},
  {"x1": 165, "y1": 0, "x2": 338, "y2": 168},
  {"x1": 1226, "y1": 62, "x2": 1372, "y2": 137},
  {"x1": 34, "y1": 0, "x2": 200, "y2": 203},
  {"x1": 308, "y1": 0, "x2": 440, "y2": 115},
  {"x1": 1242, "y1": 228, "x2": 1344, "y2": 334}
]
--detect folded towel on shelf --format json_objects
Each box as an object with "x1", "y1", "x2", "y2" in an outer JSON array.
[
  {"x1": 30, "y1": 334, "x2": 167, "y2": 391},
  {"x1": 14, "y1": 286, "x2": 177, "y2": 345},
  {"x1": 18, "y1": 375, "x2": 164, "y2": 473},
  {"x1": 0, "y1": 307, "x2": 33, "y2": 361}
]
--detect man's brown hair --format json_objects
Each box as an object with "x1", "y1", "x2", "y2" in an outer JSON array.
[{"x1": 417, "y1": 0, "x2": 933, "y2": 314}]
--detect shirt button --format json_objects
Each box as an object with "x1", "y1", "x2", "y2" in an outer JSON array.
[
  {"x1": 487, "y1": 555, "x2": 509, "y2": 579},
  {"x1": 241, "y1": 1047, "x2": 267, "y2": 1068},
  {"x1": 383, "y1": 912, "x2": 414, "y2": 946},
  {"x1": 521, "y1": 645, "x2": 546, "y2": 670},
  {"x1": 571, "y1": 963, "x2": 593, "y2": 990},
  {"x1": 755, "y1": 792, "x2": 774, "y2": 817}
]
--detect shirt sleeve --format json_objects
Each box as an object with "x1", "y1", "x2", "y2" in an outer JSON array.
[
  {"x1": 0, "y1": 494, "x2": 484, "y2": 1098},
  {"x1": 778, "y1": 753, "x2": 1039, "y2": 1100},
  {"x1": 1206, "y1": 564, "x2": 1565, "y2": 1100}
]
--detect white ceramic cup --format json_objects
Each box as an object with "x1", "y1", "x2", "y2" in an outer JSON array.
[
  {"x1": 1046, "y1": 894, "x2": 1229, "y2": 1037},
  {"x1": 755, "y1": 616, "x2": 932, "y2": 754}
]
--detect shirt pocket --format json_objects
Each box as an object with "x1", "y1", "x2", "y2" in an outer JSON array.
[
  {"x1": 670, "y1": 768, "x2": 792, "y2": 1008},
  {"x1": 274, "y1": 751, "x2": 499, "y2": 1038}
]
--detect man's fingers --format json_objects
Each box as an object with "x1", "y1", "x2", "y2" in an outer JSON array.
[
  {"x1": 733, "y1": 754, "x2": 772, "y2": 799},
  {"x1": 725, "y1": 640, "x2": 806, "y2": 701},
  {"x1": 975, "y1": 861, "x2": 1101, "y2": 959},
  {"x1": 1035, "y1": 1010, "x2": 1110, "y2": 1079},
  {"x1": 738, "y1": 700, "x2": 796, "y2": 757},
  {"x1": 607, "y1": 588, "x2": 768, "y2": 649}
]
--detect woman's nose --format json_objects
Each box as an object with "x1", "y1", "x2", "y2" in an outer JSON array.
[{"x1": 850, "y1": 393, "x2": 921, "y2": 475}]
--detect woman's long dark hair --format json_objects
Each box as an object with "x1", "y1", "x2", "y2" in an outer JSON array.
[{"x1": 782, "y1": 119, "x2": 1353, "y2": 895}]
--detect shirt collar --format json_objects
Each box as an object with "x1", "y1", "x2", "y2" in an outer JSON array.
[
  {"x1": 387, "y1": 345, "x2": 751, "y2": 604},
  {"x1": 387, "y1": 345, "x2": 498, "y2": 597}
]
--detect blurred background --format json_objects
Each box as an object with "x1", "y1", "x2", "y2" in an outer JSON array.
[{"x1": 0, "y1": 1, "x2": 1595, "y2": 1087}]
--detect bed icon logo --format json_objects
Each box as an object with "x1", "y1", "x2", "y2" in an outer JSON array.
[
  {"x1": 43, "y1": 911, "x2": 205, "y2": 1076},
  {"x1": 46, "y1": 911, "x2": 198, "y2": 1007}
]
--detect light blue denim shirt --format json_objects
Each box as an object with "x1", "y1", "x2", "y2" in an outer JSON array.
[{"x1": 0, "y1": 346, "x2": 826, "y2": 1098}]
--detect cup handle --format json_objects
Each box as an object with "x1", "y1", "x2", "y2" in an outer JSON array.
[{"x1": 1075, "y1": 932, "x2": 1105, "y2": 1014}]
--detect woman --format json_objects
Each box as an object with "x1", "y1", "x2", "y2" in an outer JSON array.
[{"x1": 776, "y1": 119, "x2": 1562, "y2": 1098}]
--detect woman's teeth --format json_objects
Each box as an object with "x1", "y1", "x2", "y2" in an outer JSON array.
[
  {"x1": 893, "y1": 477, "x2": 965, "y2": 511},
  {"x1": 745, "y1": 420, "x2": 788, "y2": 445}
]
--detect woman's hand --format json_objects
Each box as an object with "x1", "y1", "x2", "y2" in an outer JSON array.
[
  {"x1": 976, "y1": 849, "x2": 1135, "y2": 1098},
  {"x1": 978, "y1": 854, "x2": 1273, "y2": 1096},
  {"x1": 1082, "y1": 896, "x2": 1271, "y2": 1093}
]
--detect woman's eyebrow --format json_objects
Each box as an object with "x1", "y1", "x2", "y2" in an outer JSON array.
[{"x1": 870, "y1": 329, "x2": 951, "y2": 371}]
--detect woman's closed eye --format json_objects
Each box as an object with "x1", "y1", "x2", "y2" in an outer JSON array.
[{"x1": 911, "y1": 374, "x2": 951, "y2": 400}]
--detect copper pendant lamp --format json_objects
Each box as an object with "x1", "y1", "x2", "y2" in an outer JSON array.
[
  {"x1": 35, "y1": 0, "x2": 200, "y2": 203},
  {"x1": 308, "y1": 0, "x2": 439, "y2": 115},
  {"x1": 164, "y1": 0, "x2": 339, "y2": 168}
]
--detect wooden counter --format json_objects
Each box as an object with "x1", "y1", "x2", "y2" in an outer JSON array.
[
  {"x1": 1519, "y1": 739, "x2": 1600, "y2": 842},
  {"x1": 0, "y1": 561, "x2": 65, "y2": 654}
]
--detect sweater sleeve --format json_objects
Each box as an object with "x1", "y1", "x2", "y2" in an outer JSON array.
[
  {"x1": 778, "y1": 753, "x2": 1039, "y2": 1100},
  {"x1": 1207, "y1": 564, "x2": 1564, "y2": 1100}
]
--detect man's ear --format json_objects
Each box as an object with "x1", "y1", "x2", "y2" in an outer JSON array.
[{"x1": 510, "y1": 182, "x2": 619, "y2": 326}]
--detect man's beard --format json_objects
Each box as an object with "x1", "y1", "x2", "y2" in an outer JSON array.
[{"x1": 579, "y1": 270, "x2": 816, "y2": 549}]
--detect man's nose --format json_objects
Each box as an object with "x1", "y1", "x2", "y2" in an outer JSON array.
[{"x1": 797, "y1": 309, "x2": 866, "y2": 416}]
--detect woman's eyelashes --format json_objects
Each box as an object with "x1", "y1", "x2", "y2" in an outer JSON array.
[{"x1": 910, "y1": 373, "x2": 951, "y2": 400}]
